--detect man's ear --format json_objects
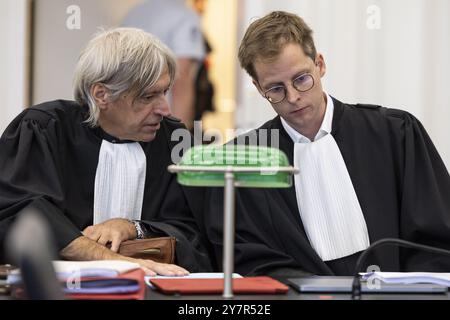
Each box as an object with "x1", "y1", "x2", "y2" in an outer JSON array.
[
  {"x1": 90, "y1": 84, "x2": 109, "y2": 110},
  {"x1": 315, "y1": 53, "x2": 327, "y2": 78}
]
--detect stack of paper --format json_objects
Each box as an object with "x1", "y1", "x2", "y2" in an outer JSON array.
[
  {"x1": 54, "y1": 260, "x2": 140, "y2": 278},
  {"x1": 361, "y1": 272, "x2": 450, "y2": 287},
  {"x1": 57, "y1": 260, "x2": 145, "y2": 300},
  {"x1": 8, "y1": 260, "x2": 146, "y2": 300}
]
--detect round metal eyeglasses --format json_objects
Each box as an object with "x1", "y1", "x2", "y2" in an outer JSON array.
[{"x1": 263, "y1": 73, "x2": 315, "y2": 104}]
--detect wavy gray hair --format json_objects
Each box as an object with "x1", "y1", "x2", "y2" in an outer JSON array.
[{"x1": 73, "y1": 27, "x2": 176, "y2": 127}]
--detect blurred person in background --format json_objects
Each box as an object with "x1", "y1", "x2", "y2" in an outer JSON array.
[
  {"x1": 190, "y1": 0, "x2": 215, "y2": 123},
  {"x1": 123, "y1": 0, "x2": 205, "y2": 131}
]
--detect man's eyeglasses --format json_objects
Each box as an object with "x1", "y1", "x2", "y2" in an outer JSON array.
[{"x1": 263, "y1": 73, "x2": 315, "y2": 104}]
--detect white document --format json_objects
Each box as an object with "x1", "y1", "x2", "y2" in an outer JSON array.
[
  {"x1": 361, "y1": 272, "x2": 450, "y2": 287},
  {"x1": 7, "y1": 260, "x2": 141, "y2": 284},
  {"x1": 53, "y1": 260, "x2": 141, "y2": 279}
]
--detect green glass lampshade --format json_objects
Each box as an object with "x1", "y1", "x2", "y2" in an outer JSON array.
[{"x1": 175, "y1": 145, "x2": 294, "y2": 188}]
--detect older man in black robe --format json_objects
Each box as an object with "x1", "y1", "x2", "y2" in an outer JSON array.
[{"x1": 0, "y1": 28, "x2": 212, "y2": 275}]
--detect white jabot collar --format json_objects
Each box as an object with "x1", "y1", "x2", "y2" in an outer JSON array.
[
  {"x1": 280, "y1": 92, "x2": 370, "y2": 261},
  {"x1": 93, "y1": 140, "x2": 146, "y2": 225}
]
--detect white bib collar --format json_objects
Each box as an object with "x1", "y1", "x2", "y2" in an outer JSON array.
[
  {"x1": 93, "y1": 140, "x2": 147, "y2": 225},
  {"x1": 281, "y1": 93, "x2": 370, "y2": 261},
  {"x1": 292, "y1": 134, "x2": 370, "y2": 261}
]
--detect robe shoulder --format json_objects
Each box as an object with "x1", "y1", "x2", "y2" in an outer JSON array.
[
  {"x1": 329, "y1": 101, "x2": 431, "y2": 143},
  {"x1": 164, "y1": 115, "x2": 182, "y2": 123},
  {"x1": 23, "y1": 100, "x2": 82, "y2": 122},
  {"x1": 159, "y1": 115, "x2": 192, "y2": 154},
  {"x1": 347, "y1": 102, "x2": 419, "y2": 125},
  {"x1": 161, "y1": 115, "x2": 185, "y2": 132},
  {"x1": 2, "y1": 100, "x2": 84, "y2": 136}
]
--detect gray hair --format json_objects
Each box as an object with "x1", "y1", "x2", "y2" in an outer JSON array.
[{"x1": 73, "y1": 27, "x2": 176, "y2": 127}]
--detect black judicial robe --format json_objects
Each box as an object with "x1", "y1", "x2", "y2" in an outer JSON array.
[
  {"x1": 0, "y1": 100, "x2": 213, "y2": 271},
  {"x1": 205, "y1": 97, "x2": 450, "y2": 276}
]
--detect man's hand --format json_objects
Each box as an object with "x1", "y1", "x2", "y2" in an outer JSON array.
[
  {"x1": 127, "y1": 258, "x2": 189, "y2": 277},
  {"x1": 60, "y1": 236, "x2": 189, "y2": 276},
  {"x1": 83, "y1": 218, "x2": 137, "y2": 252}
]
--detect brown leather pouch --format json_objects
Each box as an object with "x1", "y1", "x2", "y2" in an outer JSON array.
[{"x1": 118, "y1": 237, "x2": 176, "y2": 264}]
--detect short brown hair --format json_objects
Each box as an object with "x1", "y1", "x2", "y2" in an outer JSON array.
[{"x1": 238, "y1": 11, "x2": 317, "y2": 80}]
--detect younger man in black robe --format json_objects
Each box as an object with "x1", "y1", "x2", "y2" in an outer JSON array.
[
  {"x1": 0, "y1": 28, "x2": 212, "y2": 275},
  {"x1": 205, "y1": 11, "x2": 450, "y2": 277}
]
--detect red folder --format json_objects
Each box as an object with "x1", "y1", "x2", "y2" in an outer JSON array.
[
  {"x1": 150, "y1": 276, "x2": 289, "y2": 295},
  {"x1": 66, "y1": 268, "x2": 146, "y2": 300}
]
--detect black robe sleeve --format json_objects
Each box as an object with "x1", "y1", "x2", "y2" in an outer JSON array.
[
  {"x1": 387, "y1": 109, "x2": 450, "y2": 271},
  {"x1": 138, "y1": 118, "x2": 214, "y2": 272},
  {"x1": 141, "y1": 184, "x2": 213, "y2": 272},
  {"x1": 205, "y1": 186, "x2": 311, "y2": 277},
  {"x1": 0, "y1": 109, "x2": 82, "y2": 262}
]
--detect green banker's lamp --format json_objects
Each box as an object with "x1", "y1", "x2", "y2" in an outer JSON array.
[{"x1": 168, "y1": 145, "x2": 298, "y2": 298}]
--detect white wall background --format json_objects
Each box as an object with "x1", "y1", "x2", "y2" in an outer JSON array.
[
  {"x1": 32, "y1": 0, "x2": 143, "y2": 105},
  {"x1": 236, "y1": 0, "x2": 450, "y2": 170},
  {"x1": 0, "y1": 0, "x2": 145, "y2": 135},
  {"x1": 0, "y1": 0, "x2": 30, "y2": 133}
]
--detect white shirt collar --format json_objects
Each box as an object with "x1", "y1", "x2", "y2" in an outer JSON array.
[{"x1": 281, "y1": 92, "x2": 334, "y2": 143}]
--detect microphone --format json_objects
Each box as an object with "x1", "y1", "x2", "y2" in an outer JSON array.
[
  {"x1": 351, "y1": 238, "x2": 450, "y2": 300},
  {"x1": 6, "y1": 206, "x2": 64, "y2": 299}
]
